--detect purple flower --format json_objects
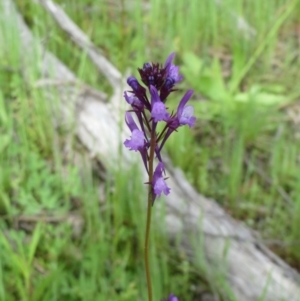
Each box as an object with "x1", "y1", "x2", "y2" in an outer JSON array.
[
  {"x1": 127, "y1": 76, "x2": 146, "y2": 94},
  {"x1": 127, "y1": 76, "x2": 149, "y2": 109},
  {"x1": 124, "y1": 129, "x2": 144, "y2": 151},
  {"x1": 150, "y1": 85, "x2": 170, "y2": 122},
  {"x1": 176, "y1": 90, "x2": 196, "y2": 128},
  {"x1": 158, "y1": 90, "x2": 195, "y2": 152},
  {"x1": 168, "y1": 294, "x2": 179, "y2": 301},
  {"x1": 162, "y1": 294, "x2": 179, "y2": 301},
  {"x1": 160, "y1": 53, "x2": 184, "y2": 101},
  {"x1": 164, "y1": 53, "x2": 183, "y2": 84},
  {"x1": 179, "y1": 106, "x2": 196, "y2": 127},
  {"x1": 124, "y1": 112, "x2": 149, "y2": 172},
  {"x1": 152, "y1": 162, "x2": 170, "y2": 197},
  {"x1": 164, "y1": 53, "x2": 175, "y2": 70},
  {"x1": 124, "y1": 91, "x2": 144, "y2": 110},
  {"x1": 124, "y1": 112, "x2": 145, "y2": 151}
]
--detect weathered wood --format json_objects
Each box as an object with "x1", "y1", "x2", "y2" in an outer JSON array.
[{"x1": 3, "y1": 0, "x2": 300, "y2": 300}]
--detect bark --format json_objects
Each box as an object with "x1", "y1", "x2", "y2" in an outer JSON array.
[{"x1": 2, "y1": 0, "x2": 300, "y2": 300}]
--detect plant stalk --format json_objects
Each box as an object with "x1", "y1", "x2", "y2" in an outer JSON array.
[{"x1": 144, "y1": 126, "x2": 156, "y2": 301}]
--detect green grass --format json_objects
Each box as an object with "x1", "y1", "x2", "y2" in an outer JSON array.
[
  {"x1": 1, "y1": 0, "x2": 300, "y2": 300},
  {"x1": 0, "y1": 1, "x2": 216, "y2": 300},
  {"x1": 0, "y1": 48, "x2": 203, "y2": 299}
]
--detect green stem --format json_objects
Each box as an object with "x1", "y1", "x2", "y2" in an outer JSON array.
[{"x1": 144, "y1": 127, "x2": 156, "y2": 301}]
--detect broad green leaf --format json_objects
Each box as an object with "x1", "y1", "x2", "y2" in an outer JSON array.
[{"x1": 182, "y1": 51, "x2": 203, "y2": 76}]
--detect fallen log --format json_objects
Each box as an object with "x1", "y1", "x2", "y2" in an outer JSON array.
[{"x1": 2, "y1": 0, "x2": 300, "y2": 300}]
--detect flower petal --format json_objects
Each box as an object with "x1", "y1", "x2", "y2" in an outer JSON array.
[
  {"x1": 179, "y1": 105, "x2": 196, "y2": 127},
  {"x1": 168, "y1": 294, "x2": 179, "y2": 301},
  {"x1": 127, "y1": 76, "x2": 144, "y2": 92},
  {"x1": 153, "y1": 177, "x2": 171, "y2": 197},
  {"x1": 124, "y1": 112, "x2": 146, "y2": 151},
  {"x1": 124, "y1": 129, "x2": 145, "y2": 151},
  {"x1": 125, "y1": 112, "x2": 139, "y2": 132},
  {"x1": 168, "y1": 65, "x2": 183, "y2": 83},
  {"x1": 152, "y1": 102, "x2": 169, "y2": 122},
  {"x1": 150, "y1": 85, "x2": 170, "y2": 122},
  {"x1": 152, "y1": 162, "x2": 170, "y2": 197},
  {"x1": 164, "y1": 53, "x2": 183, "y2": 84},
  {"x1": 177, "y1": 90, "x2": 194, "y2": 117},
  {"x1": 124, "y1": 92, "x2": 143, "y2": 109},
  {"x1": 164, "y1": 52, "x2": 176, "y2": 70}
]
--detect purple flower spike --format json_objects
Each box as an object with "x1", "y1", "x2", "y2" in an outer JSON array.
[
  {"x1": 150, "y1": 85, "x2": 170, "y2": 122},
  {"x1": 124, "y1": 53, "x2": 196, "y2": 197},
  {"x1": 124, "y1": 112, "x2": 145, "y2": 151},
  {"x1": 177, "y1": 89, "x2": 196, "y2": 127},
  {"x1": 152, "y1": 162, "x2": 170, "y2": 197}
]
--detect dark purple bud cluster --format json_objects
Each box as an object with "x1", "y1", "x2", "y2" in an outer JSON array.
[{"x1": 124, "y1": 53, "x2": 196, "y2": 202}]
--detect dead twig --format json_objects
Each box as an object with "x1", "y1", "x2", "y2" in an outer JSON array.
[{"x1": 38, "y1": 0, "x2": 122, "y2": 88}]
